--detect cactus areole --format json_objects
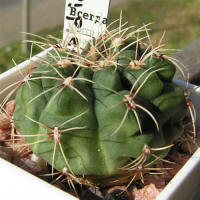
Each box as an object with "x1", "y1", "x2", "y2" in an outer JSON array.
[{"x1": 13, "y1": 25, "x2": 187, "y2": 186}]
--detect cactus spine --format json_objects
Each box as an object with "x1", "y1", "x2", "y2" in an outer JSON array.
[{"x1": 8, "y1": 22, "x2": 188, "y2": 186}]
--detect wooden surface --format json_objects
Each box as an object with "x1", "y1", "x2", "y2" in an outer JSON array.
[{"x1": 174, "y1": 38, "x2": 200, "y2": 84}]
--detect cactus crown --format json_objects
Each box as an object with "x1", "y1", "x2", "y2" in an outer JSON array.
[{"x1": 3, "y1": 20, "x2": 189, "y2": 186}]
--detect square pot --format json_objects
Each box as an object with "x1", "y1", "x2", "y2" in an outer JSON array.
[{"x1": 0, "y1": 50, "x2": 199, "y2": 200}]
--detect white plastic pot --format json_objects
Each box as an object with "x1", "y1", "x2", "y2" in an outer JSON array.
[{"x1": 0, "y1": 50, "x2": 199, "y2": 200}]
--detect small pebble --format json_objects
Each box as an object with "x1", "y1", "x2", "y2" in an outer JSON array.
[
  {"x1": 105, "y1": 186, "x2": 133, "y2": 200},
  {"x1": 5, "y1": 100, "x2": 16, "y2": 117},
  {"x1": 0, "y1": 112, "x2": 10, "y2": 130},
  {"x1": 133, "y1": 184, "x2": 159, "y2": 200},
  {"x1": 0, "y1": 129, "x2": 10, "y2": 141},
  {"x1": 13, "y1": 154, "x2": 47, "y2": 175},
  {"x1": 0, "y1": 146, "x2": 12, "y2": 161},
  {"x1": 80, "y1": 187, "x2": 104, "y2": 200}
]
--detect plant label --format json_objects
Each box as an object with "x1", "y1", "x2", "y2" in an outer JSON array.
[{"x1": 63, "y1": 0, "x2": 110, "y2": 50}]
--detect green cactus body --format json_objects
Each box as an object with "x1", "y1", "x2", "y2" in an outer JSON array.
[{"x1": 13, "y1": 26, "x2": 187, "y2": 186}]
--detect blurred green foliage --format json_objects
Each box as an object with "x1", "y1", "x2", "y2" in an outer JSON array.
[
  {"x1": 0, "y1": 25, "x2": 63, "y2": 74},
  {"x1": 108, "y1": 0, "x2": 200, "y2": 49}
]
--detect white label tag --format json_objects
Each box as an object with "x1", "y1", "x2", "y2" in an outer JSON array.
[{"x1": 63, "y1": 0, "x2": 110, "y2": 50}]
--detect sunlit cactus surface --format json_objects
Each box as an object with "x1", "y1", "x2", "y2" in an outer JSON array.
[{"x1": 13, "y1": 22, "x2": 188, "y2": 186}]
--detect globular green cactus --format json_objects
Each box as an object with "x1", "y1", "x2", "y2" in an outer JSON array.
[{"x1": 13, "y1": 24, "x2": 187, "y2": 186}]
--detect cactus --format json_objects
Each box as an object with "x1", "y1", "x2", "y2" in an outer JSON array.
[{"x1": 11, "y1": 23, "x2": 188, "y2": 186}]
